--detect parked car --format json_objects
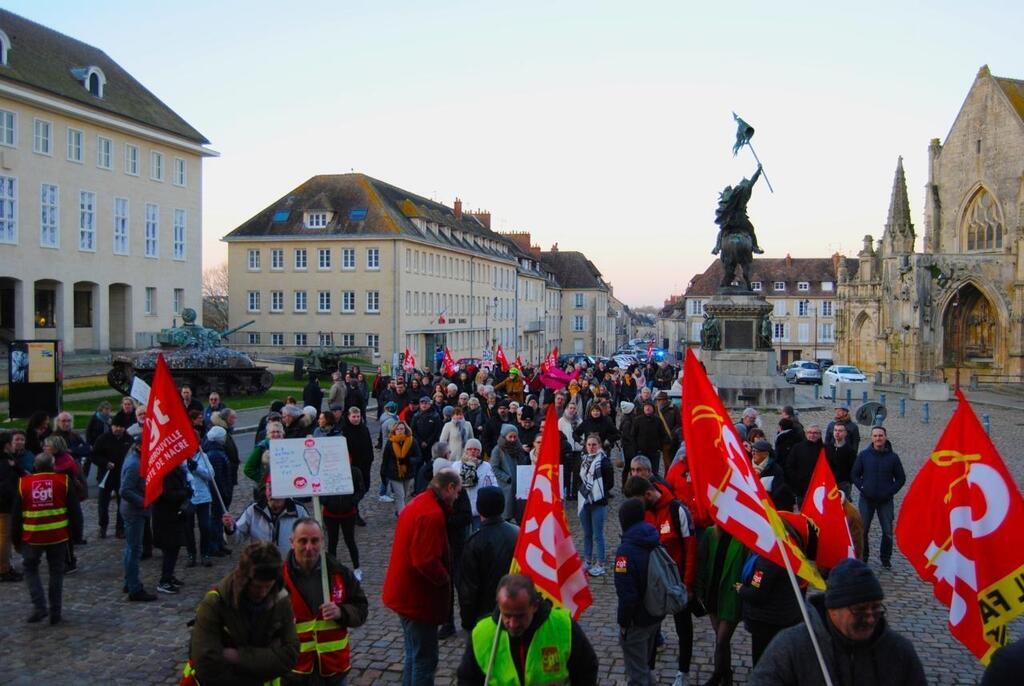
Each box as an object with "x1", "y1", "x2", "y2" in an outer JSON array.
[
  {"x1": 822, "y1": 364, "x2": 867, "y2": 388},
  {"x1": 785, "y1": 360, "x2": 822, "y2": 385},
  {"x1": 816, "y1": 358, "x2": 834, "y2": 371},
  {"x1": 557, "y1": 353, "x2": 595, "y2": 367}
]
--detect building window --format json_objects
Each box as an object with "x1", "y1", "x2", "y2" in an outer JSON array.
[
  {"x1": 271, "y1": 333, "x2": 284, "y2": 346},
  {"x1": 73, "y1": 290, "x2": 92, "y2": 327},
  {"x1": 342, "y1": 334, "x2": 355, "y2": 347},
  {"x1": 248, "y1": 332, "x2": 261, "y2": 345},
  {"x1": 173, "y1": 288, "x2": 184, "y2": 314},
  {"x1": 270, "y1": 291, "x2": 283, "y2": 312},
  {"x1": 687, "y1": 299, "x2": 705, "y2": 316},
  {"x1": 66, "y1": 128, "x2": 83, "y2": 162},
  {"x1": 78, "y1": 191, "x2": 96, "y2": 251},
  {"x1": 821, "y1": 301, "x2": 833, "y2": 317},
  {"x1": 773, "y1": 322, "x2": 786, "y2": 341},
  {"x1": 751, "y1": 281, "x2": 762, "y2": 291},
  {"x1": 798, "y1": 322, "x2": 810, "y2": 343},
  {"x1": 247, "y1": 291, "x2": 260, "y2": 312},
  {"x1": 294, "y1": 291, "x2": 307, "y2": 312},
  {"x1": 317, "y1": 291, "x2": 331, "y2": 312},
  {"x1": 248, "y1": 248, "x2": 260, "y2": 270},
  {"x1": 294, "y1": 333, "x2": 307, "y2": 347},
  {"x1": 40, "y1": 184, "x2": 59, "y2": 248},
  {"x1": 306, "y1": 211, "x2": 328, "y2": 229},
  {"x1": 318, "y1": 248, "x2": 331, "y2": 270},
  {"x1": 267, "y1": 248, "x2": 282, "y2": 270},
  {"x1": 96, "y1": 136, "x2": 112, "y2": 169},
  {"x1": 172, "y1": 209, "x2": 186, "y2": 260},
  {"x1": 144, "y1": 203, "x2": 158, "y2": 257},
  {"x1": 33, "y1": 119, "x2": 52, "y2": 155},
  {"x1": 173, "y1": 158, "x2": 186, "y2": 186},
  {"x1": 691, "y1": 321, "x2": 702, "y2": 343},
  {"x1": 124, "y1": 144, "x2": 139, "y2": 175},
  {"x1": 319, "y1": 333, "x2": 333, "y2": 346},
  {"x1": 773, "y1": 281, "x2": 786, "y2": 291},
  {"x1": 367, "y1": 333, "x2": 379, "y2": 353},
  {"x1": 963, "y1": 188, "x2": 1004, "y2": 251},
  {"x1": 145, "y1": 287, "x2": 156, "y2": 315},
  {"x1": 342, "y1": 248, "x2": 356, "y2": 270},
  {"x1": 366, "y1": 291, "x2": 380, "y2": 313},
  {"x1": 0, "y1": 109, "x2": 14, "y2": 147},
  {"x1": 82, "y1": 68, "x2": 106, "y2": 97},
  {"x1": 294, "y1": 248, "x2": 307, "y2": 270},
  {"x1": 341, "y1": 291, "x2": 355, "y2": 313},
  {"x1": 367, "y1": 247, "x2": 380, "y2": 270},
  {"x1": 113, "y1": 197, "x2": 129, "y2": 254},
  {"x1": 150, "y1": 151, "x2": 164, "y2": 181},
  {"x1": 819, "y1": 323, "x2": 835, "y2": 342},
  {"x1": 797, "y1": 282, "x2": 810, "y2": 292},
  {"x1": 773, "y1": 300, "x2": 786, "y2": 317},
  {"x1": 572, "y1": 315, "x2": 585, "y2": 332},
  {"x1": 574, "y1": 293, "x2": 585, "y2": 308},
  {"x1": 0, "y1": 175, "x2": 14, "y2": 244},
  {"x1": 821, "y1": 281, "x2": 834, "y2": 292},
  {"x1": 797, "y1": 300, "x2": 810, "y2": 317}
]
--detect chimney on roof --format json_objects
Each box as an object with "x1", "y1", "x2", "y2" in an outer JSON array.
[
  {"x1": 499, "y1": 231, "x2": 532, "y2": 252},
  {"x1": 469, "y1": 209, "x2": 490, "y2": 229},
  {"x1": 454, "y1": 197, "x2": 462, "y2": 221},
  {"x1": 530, "y1": 243, "x2": 541, "y2": 260},
  {"x1": 831, "y1": 251, "x2": 841, "y2": 275},
  {"x1": 551, "y1": 242, "x2": 559, "y2": 252},
  {"x1": 785, "y1": 253, "x2": 793, "y2": 268}
]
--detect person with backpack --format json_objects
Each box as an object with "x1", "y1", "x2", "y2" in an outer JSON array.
[
  {"x1": 614, "y1": 498, "x2": 666, "y2": 686},
  {"x1": 624, "y1": 476, "x2": 696, "y2": 686}
]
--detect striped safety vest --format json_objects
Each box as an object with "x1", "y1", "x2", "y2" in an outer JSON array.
[
  {"x1": 472, "y1": 607, "x2": 572, "y2": 686},
  {"x1": 19, "y1": 472, "x2": 69, "y2": 546},
  {"x1": 282, "y1": 563, "x2": 351, "y2": 676}
]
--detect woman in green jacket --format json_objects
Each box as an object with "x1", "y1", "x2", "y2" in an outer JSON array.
[{"x1": 697, "y1": 525, "x2": 747, "y2": 686}]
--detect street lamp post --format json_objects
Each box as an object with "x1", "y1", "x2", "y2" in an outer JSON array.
[{"x1": 485, "y1": 296, "x2": 498, "y2": 348}]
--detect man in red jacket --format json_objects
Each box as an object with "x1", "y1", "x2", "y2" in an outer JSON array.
[
  {"x1": 624, "y1": 474, "x2": 697, "y2": 686},
  {"x1": 382, "y1": 468, "x2": 462, "y2": 685}
]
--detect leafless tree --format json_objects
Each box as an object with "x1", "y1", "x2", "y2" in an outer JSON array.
[{"x1": 202, "y1": 262, "x2": 230, "y2": 330}]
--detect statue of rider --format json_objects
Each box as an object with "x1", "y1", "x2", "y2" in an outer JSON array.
[{"x1": 712, "y1": 164, "x2": 765, "y2": 255}]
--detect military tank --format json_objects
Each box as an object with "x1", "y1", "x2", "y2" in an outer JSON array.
[{"x1": 107, "y1": 308, "x2": 274, "y2": 396}]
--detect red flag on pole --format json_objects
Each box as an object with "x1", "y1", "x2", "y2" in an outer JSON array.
[
  {"x1": 403, "y1": 348, "x2": 416, "y2": 371},
  {"x1": 442, "y1": 347, "x2": 456, "y2": 377},
  {"x1": 540, "y1": 346, "x2": 559, "y2": 373},
  {"x1": 495, "y1": 344, "x2": 509, "y2": 373},
  {"x1": 511, "y1": 404, "x2": 593, "y2": 619},
  {"x1": 646, "y1": 339, "x2": 655, "y2": 361},
  {"x1": 513, "y1": 354, "x2": 523, "y2": 371},
  {"x1": 800, "y1": 449, "x2": 855, "y2": 570},
  {"x1": 141, "y1": 354, "x2": 200, "y2": 507},
  {"x1": 681, "y1": 349, "x2": 824, "y2": 589},
  {"x1": 896, "y1": 389, "x2": 1024, "y2": 663}
]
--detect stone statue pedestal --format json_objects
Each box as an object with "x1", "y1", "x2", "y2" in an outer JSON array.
[{"x1": 701, "y1": 292, "x2": 794, "y2": 409}]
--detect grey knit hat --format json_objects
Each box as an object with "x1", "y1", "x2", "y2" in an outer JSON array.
[{"x1": 825, "y1": 558, "x2": 884, "y2": 609}]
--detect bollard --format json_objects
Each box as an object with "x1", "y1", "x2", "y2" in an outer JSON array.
[
  {"x1": 814, "y1": 384, "x2": 819, "y2": 400},
  {"x1": 880, "y1": 393, "x2": 886, "y2": 407},
  {"x1": 830, "y1": 385, "x2": 836, "y2": 401},
  {"x1": 983, "y1": 414, "x2": 990, "y2": 435},
  {"x1": 862, "y1": 390, "x2": 868, "y2": 404},
  {"x1": 846, "y1": 388, "x2": 852, "y2": 407},
  {"x1": 874, "y1": 411, "x2": 885, "y2": 426},
  {"x1": 923, "y1": 402, "x2": 930, "y2": 424},
  {"x1": 899, "y1": 397, "x2": 906, "y2": 418}
]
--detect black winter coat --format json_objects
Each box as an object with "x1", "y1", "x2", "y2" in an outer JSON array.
[
  {"x1": 631, "y1": 413, "x2": 668, "y2": 462},
  {"x1": 89, "y1": 431, "x2": 131, "y2": 491},
  {"x1": 153, "y1": 464, "x2": 190, "y2": 548},
  {"x1": 411, "y1": 409, "x2": 443, "y2": 454},
  {"x1": 458, "y1": 519, "x2": 520, "y2": 629},
  {"x1": 786, "y1": 439, "x2": 824, "y2": 500},
  {"x1": 738, "y1": 554, "x2": 804, "y2": 627},
  {"x1": 574, "y1": 414, "x2": 619, "y2": 447},
  {"x1": 614, "y1": 522, "x2": 663, "y2": 627},
  {"x1": 302, "y1": 380, "x2": 324, "y2": 411}
]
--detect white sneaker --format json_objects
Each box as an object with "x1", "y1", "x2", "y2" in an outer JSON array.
[
  {"x1": 353, "y1": 568, "x2": 363, "y2": 582},
  {"x1": 673, "y1": 671, "x2": 689, "y2": 686},
  {"x1": 378, "y1": 494, "x2": 395, "y2": 503},
  {"x1": 588, "y1": 564, "x2": 605, "y2": 577}
]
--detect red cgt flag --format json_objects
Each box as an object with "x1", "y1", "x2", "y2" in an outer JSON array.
[
  {"x1": 403, "y1": 348, "x2": 416, "y2": 371},
  {"x1": 512, "y1": 404, "x2": 593, "y2": 619},
  {"x1": 141, "y1": 354, "x2": 200, "y2": 507},
  {"x1": 513, "y1": 354, "x2": 523, "y2": 371},
  {"x1": 540, "y1": 346, "x2": 559, "y2": 373},
  {"x1": 441, "y1": 347, "x2": 456, "y2": 377},
  {"x1": 800, "y1": 449, "x2": 855, "y2": 570},
  {"x1": 646, "y1": 339, "x2": 655, "y2": 361},
  {"x1": 681, "y1": 350, "x2": 824, "y2": 589},
  {"x1": 495, "y1": 344, "x2": 509, "y2": 373},
  {"x1": 896, "y1": 390, "x2": 1024, "y2": 663}
]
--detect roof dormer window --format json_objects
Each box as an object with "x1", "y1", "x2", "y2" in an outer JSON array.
[
  {"x1": 0, "y1": 30, "x2": 11, "y2": 67},
  {"x1": 305, "y1": 211, "x2": 330, "y2": 229},
  {"x1": 71, "y1": 66, "x2": 106, "y2": 98}
]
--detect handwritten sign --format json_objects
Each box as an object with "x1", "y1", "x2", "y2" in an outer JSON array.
[{"x1": 269, "y1": 436, "x2": 354, "y2": 498}]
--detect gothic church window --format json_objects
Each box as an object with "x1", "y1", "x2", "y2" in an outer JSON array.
[{"x1": 962, "y1": 189, "x2": 1003, "y2": 252}]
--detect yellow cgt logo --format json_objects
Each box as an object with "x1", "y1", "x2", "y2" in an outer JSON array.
[{"x1": 541, "y1": 646, "x2": 561, "y2": 673}]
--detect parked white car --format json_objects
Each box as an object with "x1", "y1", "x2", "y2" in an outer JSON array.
[{"x1": 822, "y1": 365, "x2": 867, "y2": 388}]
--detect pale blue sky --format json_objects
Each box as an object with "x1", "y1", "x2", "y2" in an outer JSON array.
[{"x1": 7, "y1": 1, "x2": 1024, "y2": 306}]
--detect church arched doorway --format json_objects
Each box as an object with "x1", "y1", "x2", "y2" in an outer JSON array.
[
  {"x1": 942, "y1": 283, "x2": 997, "y2": 367},
  {"x1": 851, "y1": 311, "x2": 876, "y2": 372}
]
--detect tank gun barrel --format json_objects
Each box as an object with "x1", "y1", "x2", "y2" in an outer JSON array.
[{"x1": 219, "y1": 320, "x2": 256, "y2": 340}]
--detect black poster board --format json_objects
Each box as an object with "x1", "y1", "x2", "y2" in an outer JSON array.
[{"x1": 7, "y1": 340, "x2": 63, "y2": 418}]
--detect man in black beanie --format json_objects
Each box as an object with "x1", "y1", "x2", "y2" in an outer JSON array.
[
  {"x1": 615, "y1": 497, "x2": 663, "y2": 685},
  {"x1": 750, "y1": 558, "x2": 926, "y2": 685},
  {"x1": 458, "y1": 486, "x2": 519, "y2": 631}
]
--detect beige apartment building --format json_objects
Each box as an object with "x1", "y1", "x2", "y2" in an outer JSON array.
[
  {"x1": 659, "y1": 256, "x2": 851, "y2": 367},
  {"x1": 0, "y1": 10, "x2": 214, "y2": 352},
  {"x1": 540, "y1": 248, "x2": 612, "y2": 355}
]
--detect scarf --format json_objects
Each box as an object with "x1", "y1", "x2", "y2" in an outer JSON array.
[
  {"x1": 389, "y1": 434, "x2": 414, "y2": 478},
  {"x1": 460, "y1": 457, "x2": 480, "y2": 488},
  {"x1": 578, "y1": 450, "x2": 606, "y2": 514}
]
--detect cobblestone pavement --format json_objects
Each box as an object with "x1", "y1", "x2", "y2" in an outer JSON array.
[{"x1": 2, "y1": 393, "x2": 1022, "y2": 684}]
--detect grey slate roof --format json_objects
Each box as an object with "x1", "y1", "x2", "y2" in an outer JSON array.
[
  {"x1": 0, "y1": 9, "x2": 208, "y2": 144},
  {"x1": 539, "y1": 251, "x2": 608, "y2": 290},
  {"x1": 683, "y1": 257, "x2": 857, "y2": 297}
]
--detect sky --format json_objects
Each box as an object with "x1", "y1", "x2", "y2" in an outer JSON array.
[{"x1": 7, "y1": 1, "x2": 1024, "y2": 307}]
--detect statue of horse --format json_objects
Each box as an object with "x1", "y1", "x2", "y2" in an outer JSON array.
[{"x1": 719, "y1": 231, "x2": 753, "y2": 290}]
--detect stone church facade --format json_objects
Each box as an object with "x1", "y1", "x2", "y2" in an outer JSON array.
[{"x1": 837, "y1": 66, "x2": 1024, "y2": 384}]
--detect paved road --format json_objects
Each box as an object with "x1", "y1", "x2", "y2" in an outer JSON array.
[{"x1": 2, "y1": 397, "x2": 1022, "y2": 684}]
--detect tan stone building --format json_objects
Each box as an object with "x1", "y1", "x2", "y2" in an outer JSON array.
[
  {"x1": 837, "y1": 66, "x2": 1024, "y2": 384},
  {"x1": 659, "y1": 256, "x2": 848, "y2": 367},
  {"x1": 540, "y1": 248, "x2": 613, "y2": 355},
  {"x1": 0, "y1": 10, "x2": 214, "y2": 352}
]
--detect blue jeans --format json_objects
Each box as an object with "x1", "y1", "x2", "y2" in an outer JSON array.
[
  {"x1": 579, "y1": 502, "x2": 607, "y2": 563},
  {"x1": 399, "y1": 616, "x2": 438, "y2": 686},
  {"x1": 185, "y1": 502, "x2": 213, "y2": 559},
  {"x1": 123, "y1": 513, "x2": 147, "y2": 593},
  {"x1": 858, "y1": 496, "x2": 895, "y2": 564}
]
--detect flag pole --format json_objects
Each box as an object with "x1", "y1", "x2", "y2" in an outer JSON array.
[
  {"x1": 311, "y1": 495, "x2": 332, "y2": 603},
  {"x1": 483, "y1": 617, "x2": 504, "y2": 686},
  {"x1": 745, "y1": 142, "x2": 774, "y2": 193},
  {"x1": 774, "y1": 530, "x2": 833, "y2": 686}
]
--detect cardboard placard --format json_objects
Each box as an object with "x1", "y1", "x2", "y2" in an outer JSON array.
[
  {"x1": 269, "y1": 436, "x2": 354, "y2": 498},
  {"x1": 516, "y1": 464, "x2": 564, "y2": 499}
]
